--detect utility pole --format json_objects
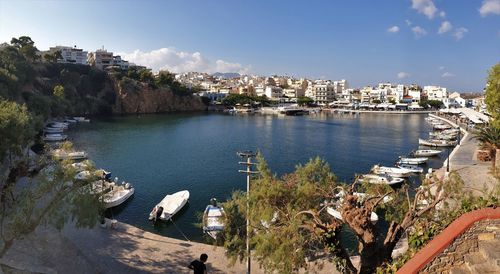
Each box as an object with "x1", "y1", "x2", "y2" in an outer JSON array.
[{"x1": 237, "y1": 151, "x2": 258, "y2": 274}]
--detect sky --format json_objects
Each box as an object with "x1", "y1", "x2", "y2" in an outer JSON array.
[{"x1": 0, "y1": 0, "x2": 499, "y2": 91}]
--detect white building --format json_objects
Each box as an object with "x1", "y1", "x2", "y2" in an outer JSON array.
[
  {"x1": 112, "y1": 55, "x2": 129, "y2": 70},
  {"x1": 88, "y1": 49, "x2": 114, "y2": 70},
  {"x1": 424, "y1": 86, "x2": 448, "y2": 101},
  {"x1": 309, "y1": 82, "x2": 335, "y2": 104},
  {"x1": 264, "y1": 86, "x2": 283, "y2": 99},
  {"x1": 49, "y1": 46, "x2": 88, "y2": 65}
]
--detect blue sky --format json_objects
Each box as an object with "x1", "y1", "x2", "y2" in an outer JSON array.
[{"x1": 0, "y1": 0, "x2": 499, "y2": 91}]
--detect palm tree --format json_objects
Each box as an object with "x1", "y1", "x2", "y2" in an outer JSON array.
[{"x1": 473, "y1": 125, "x2": 500, "y2": 169}]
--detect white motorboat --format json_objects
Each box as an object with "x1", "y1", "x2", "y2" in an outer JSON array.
[
  {"x1": 202, "y1": 199, "x2": 225, "y2": 240},
  {"x1": 43, "y1": 127, "x2": 64, "y2": 133},
  {"x1": 372, "y1": 165, "x2": 413, "y2": 178},
  {"x1": 359, "y1": 174, "x2": 405, "y2": 185},
  {"x1": 102, "y1": 182, "x2": 134, "y2": 208},
  {"x1": 64, "y1": 118, "x2": 77, "y2": 123},
  {"x1": 396, "y1": 163, "x2": 424, "y2": 173},
  {"x1": 419, "y1": 138, "x2": 456, "y2": 147},
  {"x1": 51, "y1": 149, "x2": 88, "y2": 160},
  {"x1": 398, "y1": 156, "x2": 429, "y2": 165},
  {"x1": 335, "y1": 190, "x2": 393, "y2": 204},
  {"x1": 327, "y1": 207, "x2": 379, "y2": 224},
  {"x1": 429, "y1": 131, "x2": 458, "y2": 138},
  {"x1": 149, "y1": 190, "x2": 190, "y2": 222},
  {"x1": 433, "y1": 124, "x2": 452, "y2": 130},
  {"x1": 74, "y1": 117, "x2": 91, "y2": 122},
  {"x1": 47, "y1": 122, "x2": 69, "y2": 129},
  {"x1": 43, "y1": 134, "x2": 67, "y2": 142},
  {"x1": 413, "y1": 149, "x2": 442, "y2": 157}
]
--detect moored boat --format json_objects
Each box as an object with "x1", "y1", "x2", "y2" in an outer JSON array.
[
  {"x1": 358, "y1": 174, "x2": 405, "y2": 185},
  {"x1": 419, "y1": 138, "x2": 456, "y2": 147},
  {"x1": 148, "y1": 190, "x2": 190, "y2": 222},
  {"x1": 398, "y1": 156, "x2": 428, "y2": 165},
  {"x1": 102, "y1": 182, "x2": 135, "y2": 208},
  {"x1": 412, "y1": 149, "x2": 442, "y2": 157},
  {"x1": 51, "y1": 149, "x2": 88, "y2": 160},
  {"x1": 326, "y1": 207, "x2": 379, "y2": 224},
  {"x1": 202, "y1": 198, "x2": 225, "y2": 240},
  {"x1": 43, "y1": 133, "x2": 68, "y2": 142},
  {"x1": 43, "y1": 127, "x2": 65, "y2": 133},
  {"x1": 433, "y1": 124, "x2": 452, "y2": 130},
  {"x1": 395, "y1": 163, "x2": 424, "y2": 173},
  {"x1": 371, "y1": 165, "x2": 413, "y2": 178}
]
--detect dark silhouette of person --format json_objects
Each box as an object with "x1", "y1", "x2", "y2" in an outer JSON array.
[{"x1": 188, "y1": 253, "x2": 208, "y2": 274}]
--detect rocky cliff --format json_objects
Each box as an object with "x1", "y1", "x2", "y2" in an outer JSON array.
[{"x1": 112, "y1": 78, "x2": 207, "y2": 114}]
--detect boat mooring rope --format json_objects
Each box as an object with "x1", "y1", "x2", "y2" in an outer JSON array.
[{"x1": 169, "y1": 218, "x2": 191, "y2": 242}]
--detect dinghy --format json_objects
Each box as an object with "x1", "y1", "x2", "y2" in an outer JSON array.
[
  {"x1": 43, "y1": 134, "x2": 67, "y2": 142},
  {"x1": 149, "y1": 190, "x2": 190, "y2": 222},
  {"x1": 419, "y1": 138, "x2": 456, "y2": 147},
  {"x1": 102, "y1": 182, "x2": 135, "y2": 208},
  {"x1": 412, "y1": 149, "x2": 441, "y2": 157},
  {"x1": 202, "y1": 198, "x2": 225, "y2": 239},
  {"x1": 327, "y1": 207, "x2": 379, "y2": 224},
  {"x1": 395, "y1": 163, "x2": 424, "y2": 173},
  {"x1": 433, "y1": 124, "x2": 452, "y2": 130}
]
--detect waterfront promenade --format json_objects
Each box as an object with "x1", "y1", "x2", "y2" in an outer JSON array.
[{"x1": 1, "y1": 220, "x2": 339, "y2": 274}]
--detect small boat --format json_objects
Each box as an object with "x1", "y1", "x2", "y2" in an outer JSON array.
[
  {"x1": 102, "y1": 182, "x2": 135, "y2": 208},
  {"x1": 43, "y1": 127, "x2": 64, "y2": 133},
  {"x1": 419, "y1": 138, "x2": 456, "y2": 147},
  {"x1": 412, "y1": 149, "x2": 442, "y2": 157},
  {"x1": 43, "y1": 134, "x2": 67, "y2": 142},
  {"x1": 202, "y1": 198, "x2": 225, "y2": 240},
  {"x1": 371, "y1": 165, "x2": 413, "y2": 178},
  {"x1": 327, "y1": 207, "x2": 379, "y2": 224},
  {"x1": 429, "y1": 130, "x2": 458, "y2": 138},
  {"x1": 51, "y1": 149, "x2": 88, "y2": 160},
  {"x1": 64, "y1": 118, "x2": 77, "y2": 123},
  {"x1": 395, "y1": 163, "x2": 424, "y2": 173},
  {"x1": 359, "y1": 174, "x2": 405, "y2": 185},
  {"x1": 74, "y1": 117, "x2": 90, "y2": 122},
  {"x1": 398, "y1": 156, "x2": 428, "y2": 165},
  {"x1": 47, "y1": 122, "x2": 69, "y2": 129},
  {"x1": 433, "y1": 124, "x2": 452, "y2": 130},
  {"x1": 149, "y1": 190, "x2": 190, "y2": 222},
  {"x1": 335, "y1": 190, "x2": 393, "y2": 204}
]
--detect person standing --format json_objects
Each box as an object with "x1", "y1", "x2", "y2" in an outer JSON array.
[{"x1": 188, "y1": 253, "x2": 208, "y2": 274}]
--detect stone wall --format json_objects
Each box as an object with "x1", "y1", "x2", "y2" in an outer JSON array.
[{"x1": 419, "y1": 219, "x2": 499, "y2": 273}]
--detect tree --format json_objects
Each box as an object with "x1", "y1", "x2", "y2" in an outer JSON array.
[
  {"x1": 0, "y1": 100, "x2": 35, "y2": 164},
  {"x1": 0, "y1": 153, "x2": 104, "y2": 258},
  {"x1": 485, "y1": 63, "x2": 500, "y2": 128},
  {"x1": 43, "y1": 50, "x2": 62, "y2": 63},
  {"x1": 53, "y1": 85, "x2": 65, "y2": 99},
  {"x1": 420, "y1": 100, "x2": 443, "y2": 109},
  {"x1": 388, "y1": 98, "x2": 396, "y2": 105},
  {"x1": 10, "y1": 36, "x2": 39, "y2": 62},
  {"x1": 221, "y1": 155, "x2": 469, "y2": 273},
  {"x1": 372, "y1": 99, "x2": 382, "y2": 104},
  {"x1": 297, "y1": 96, "x2": 314, "y2": 106},
  {"x1": 155, "y1": 70, "x2": 175, "y2": 87}
]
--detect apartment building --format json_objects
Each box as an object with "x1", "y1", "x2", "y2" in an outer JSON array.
[{"x1": 49, "y1": 46, "x2": 88, "y2": 65}]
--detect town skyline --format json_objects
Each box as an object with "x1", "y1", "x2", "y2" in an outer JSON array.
[{"x1": 1, "y1": 0, "x2": 499, "y2": 91}]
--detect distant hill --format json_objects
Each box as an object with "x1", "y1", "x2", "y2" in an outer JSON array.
[{"x1": 212, "y1": 72, "x2": 240, "y2": 79}]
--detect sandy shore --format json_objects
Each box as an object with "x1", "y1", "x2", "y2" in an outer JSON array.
[{"x1": 1, "y1": 220, "x2": 338, "y2": 274}]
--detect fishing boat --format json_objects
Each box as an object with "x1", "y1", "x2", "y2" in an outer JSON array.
[
  {"x1": 395, "y1": 163, "x2": 424, "y2": 173},
  {"x1": 358, "y1": 174, "x2": 405, "y2": 185},
  {"x1": 74, "y1": 116, "x2": 91, "y2": 122},
  {"x1": 149, "y1": 190, "x2": 190, "y2": 222},
  {"x1": 43, "y1": 134, "x2": 67, "y2": 142},
  {"x1": 412, "y1": 149, "x2": 442, "y2": 157},
  {"x1": 419, "y1": 138, "x2": 457, "y2": 147},
  {"x1": 202, "y1": 198, "x2": 225, "y2": 240},
  {"x1": 326, "y1": 207, "x2": 379, "y2": 224},
  {"x1": 371, "y1": 165, "x2": 413, "y2": 178},
  {"x1": 398, "y1": 156, "x2": 428, "y2": 165}
]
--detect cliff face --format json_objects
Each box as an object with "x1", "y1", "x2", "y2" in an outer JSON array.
[{"x1": 112, "y1": 79, "x2": 207, "y2": 114}]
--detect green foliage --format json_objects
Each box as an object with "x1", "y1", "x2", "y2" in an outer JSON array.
[
  {"x1": 485, "y1": 63, "x2": 500, "y2": 128},
  {"x1": 53, "y1": 85, "x2": 65, "y2": 99},
  {"x1": 0, "y1": 99, "x2": 35, "y2": 161},
  {"x1": 43, "y1": 50, "x2": 62, "y2": 63},
  {"x1": 222, "y1": 94, "x2": 270, "y2": 106},
  {"x1": 372, "y1": 99, "x2": 382, "y2": 104},
  {"x1": 419, "y1": 99, "x2": 443, "y2": 109},
  {"x1": 388, "y1": 98, "x2": 396, "y2": 105},
  {"x1": 297, "y1": 96, "x2": 314, "y2": 106}
]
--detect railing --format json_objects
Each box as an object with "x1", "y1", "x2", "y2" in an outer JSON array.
[{"x1": 397, "y1": 207, "x2": 500, "y2": 274}]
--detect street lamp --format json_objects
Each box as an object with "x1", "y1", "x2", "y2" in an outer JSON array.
[{"x1": 237, "y1": 151, "x2": 258, "y2": 274}]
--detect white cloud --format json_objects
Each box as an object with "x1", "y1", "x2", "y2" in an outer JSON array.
[
  {"x1": 118, "y1": 47, "x2": 250, "y2": 74},
  {"x1": 439, "y1": 11, "x2": 446, "y2": 18},
  {"x1": 479, "y1": 0, "x2": 500, "y2": 17},
  {"x1": 387, "y1": 26, "x2": 400, "y2": 33},
  {"x1": 438, "y1": 21, "x2": 453, "y2": 34},
  {"x1": 405, "y1": 19, "x2": 412, "y2": 26},
  {"x1": 439, "y1": 66, "x2": 445, "y2": 70},
  {"x1": 397, "y1": 72, "x2": 411, "y2": 79},
  {"x1": 453, "y1": 27, "x2": 468, "y2": 40},
  {"x1": 441, "y1": 72, "x2": 455, "y2": 78},
  {"x1": 412, "y1": 26, "x2": 428, "y2": 38},
  {"x1": 411, "y1": 0, "x2": 439, "y2": 19}
]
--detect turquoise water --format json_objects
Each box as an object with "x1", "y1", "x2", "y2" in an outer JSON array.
[{"x1": 69, "y1": 112, "x2": 445, "y2": 243}]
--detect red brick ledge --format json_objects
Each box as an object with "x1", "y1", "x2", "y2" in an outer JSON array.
[{"x1": 397, "y1": 207, "x2": 500, "y2": 274}]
